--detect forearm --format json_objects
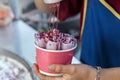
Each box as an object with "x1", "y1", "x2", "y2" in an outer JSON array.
[
  {"x1": 34, "y1": 0, "x2": 50, "y2": 13},
  {"x1": 100, "y1": 68, "x2": 120, "y2": 80}
]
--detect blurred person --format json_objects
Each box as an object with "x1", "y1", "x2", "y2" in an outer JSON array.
[
  {"x1": 0, "y1": 3, "x2": 14, "y2": 27},
  {"x1": 33, "y1": 0, "x2": 120, "y2": 80}
]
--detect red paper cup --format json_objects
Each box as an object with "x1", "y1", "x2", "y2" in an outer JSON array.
[{"x1": 35, "y1": 43, "x2": 77, "y2": 76}]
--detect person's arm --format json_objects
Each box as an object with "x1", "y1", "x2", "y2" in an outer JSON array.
[
  {"x1": 34, "y1": 0, "x2": 82, "y2": 21},
  {"x1": 34, "y1": 0, "x2": 50, "y2": 13},
  {"x1": 100, "y1": 68, "x2": 120, "y2": 80},
  {"x1": 33, "y1": 63, "x2": 120, "y2": 80}
]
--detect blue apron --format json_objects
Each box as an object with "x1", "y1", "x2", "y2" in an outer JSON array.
[{"x1": 80, "y1": 0, "x2": 120, "y2": 68}]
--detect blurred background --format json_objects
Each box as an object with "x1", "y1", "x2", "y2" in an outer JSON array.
[
  {"x1": 0, "y1": 0, "x2": 81, "y2": 79},
  {"x1": 1, "y1": 0, "x2": 81, "y2": 57},
  {"x1": 1, "y1": 0, "x2": 80, "y2": 38}
]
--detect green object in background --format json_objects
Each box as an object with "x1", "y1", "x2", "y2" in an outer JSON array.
[{"x1": 37, "y1": 26, "x2": 48, "y2": 32}]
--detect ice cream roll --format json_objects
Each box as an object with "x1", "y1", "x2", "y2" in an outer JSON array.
[{"x1": 46, "y1": 41, "x2": 60, "y2": 50}]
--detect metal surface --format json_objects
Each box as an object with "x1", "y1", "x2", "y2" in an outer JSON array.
[{"x1": 0, "y1": 48, "x2": 34, "y2": 80}]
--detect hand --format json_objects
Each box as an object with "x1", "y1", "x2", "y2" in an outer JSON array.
[
  {"x1": 33, "y1": 63, "x2": 97, "y2": 80},
  {"x1": 0, "y1": 4, "x2": 14, "y2": 27},
  {"x1": 34, "y1": 0, "x2": 50, "y2": 13}
]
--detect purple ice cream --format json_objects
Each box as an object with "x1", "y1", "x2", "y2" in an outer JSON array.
[{"x1": 35, "y1": 29, "x2": 77, "y2": 50}]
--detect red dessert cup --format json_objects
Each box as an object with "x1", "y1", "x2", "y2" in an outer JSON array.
[{"x1": 35, "y1": 43, "x2": 77, "y2": 76}]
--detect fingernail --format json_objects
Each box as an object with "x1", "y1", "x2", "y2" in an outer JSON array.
[{"x1": 48, "y1": 65, "x2": 55, "y2": 70}]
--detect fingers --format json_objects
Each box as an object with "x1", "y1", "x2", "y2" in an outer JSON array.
[
  {"x1": 0, "y1": 19, "x2": 8, "y2": 27},
  {"x1": 0, "y1": 4, "x2": 14, "y2": 27},
  {"x1": 33, "y1": 63, "x2": 40, "y2": 76},
  {"x1": 0, "y1": 4, "x2": 9, "y2": 13},
  {"x1": 48, "y1": 64, "x2": 76, "y2": 74},
  {"x1": 0, "y1": 17, "x2": 12, "y2": 27},
  {"x1": 0, "y1": 4, "x2": 14, "y2": 19},
  {"x1": 33, "y1": 63, "x2": 62, "y2": 80},
  {"x1": 6, "y1": 8, "x2": 14, "y2": 19},
  {"x1": 0, "y1": 12, "x2": 5, "y2": 19}
]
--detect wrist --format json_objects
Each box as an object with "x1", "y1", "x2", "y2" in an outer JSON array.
[
  {"x1": 94, "y1": 67, "x2": 102, "y2": 80},
  {"x1": 85, "y1": 66, "x2": 97, "y2": 80}
]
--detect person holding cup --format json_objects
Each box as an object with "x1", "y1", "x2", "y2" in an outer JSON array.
[
  {"x1": 34, "y1": 0, "x2": 120, "y2": 80},
  {"x1": 0, "y1": 3, "x2": 14, "y2": 27}
]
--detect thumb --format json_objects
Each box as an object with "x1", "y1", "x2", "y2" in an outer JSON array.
[{"x1": 48, "y1": 64, "x2": 76, "y2": 74}]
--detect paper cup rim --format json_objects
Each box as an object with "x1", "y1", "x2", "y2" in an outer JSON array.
[
  {"x1": 39, "y1": 70, "x2": 63, "y2": 76},
  {"x1": 34, "y1": 43, "x2": 77, "y2": 53}
]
